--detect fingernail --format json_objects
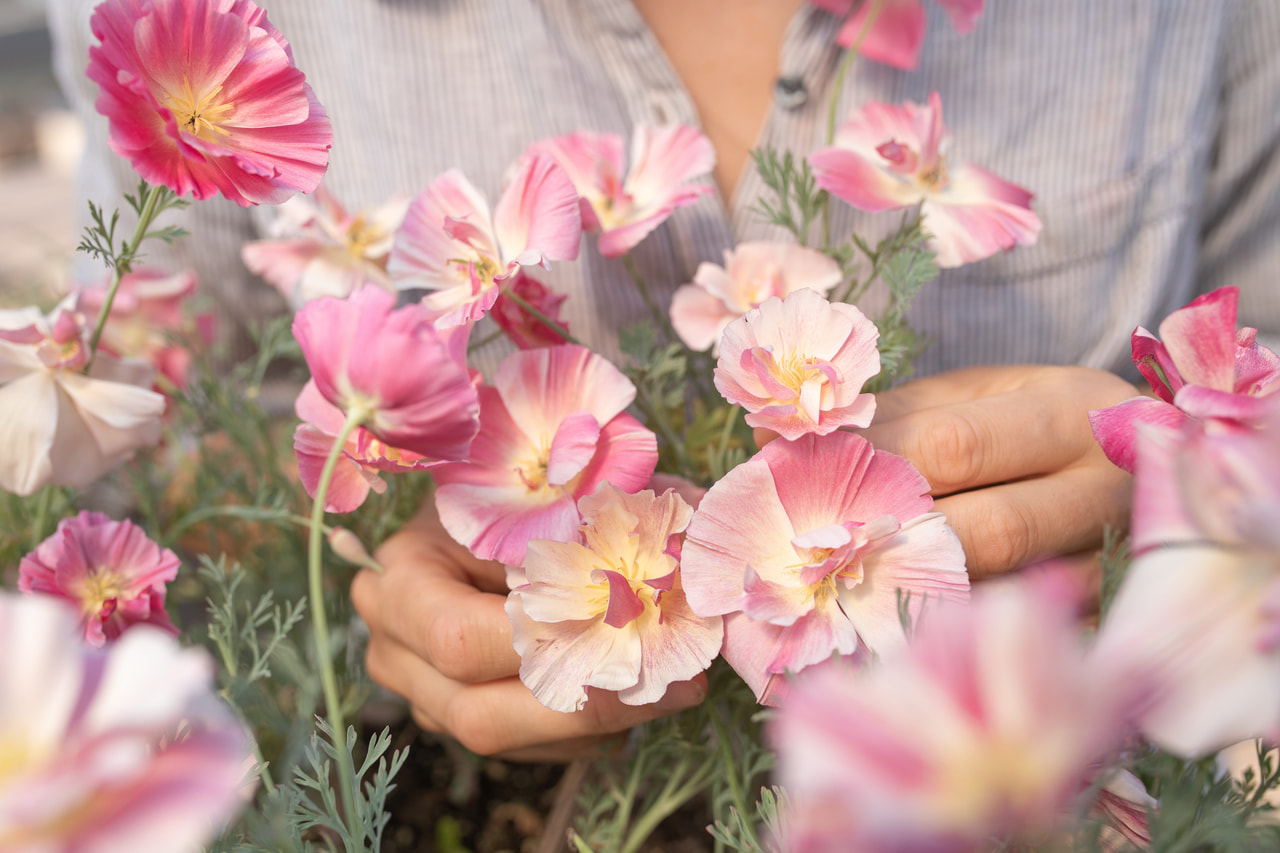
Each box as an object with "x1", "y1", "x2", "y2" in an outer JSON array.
[{"x1": 655, "y1": 679, "x2": 706, "y2": 712}]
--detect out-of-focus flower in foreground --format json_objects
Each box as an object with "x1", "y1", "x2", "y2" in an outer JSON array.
[
  {"x1": 772, "y1": 578, "x2": 1125, "y2": 852},
  {"x1": 242, "y1": 185, "x2": 409, "y2": 306},
  {"x1": 88, "y1": 0, "x2": 332, "y2": 206},
  {"x1": 810, "y1": 91, "x2": 1040, "y2": 268},
  {"x1": 681, "y1": 431, "x2": 968, "y2": 703},
  {"x1": 714, "y1": 289, "x2": 879, "y2": 440},
  {"x1": 670, "y1": 241, "x2": 842, "y2": 354},
  {"x1": 507, "y1": 484, "x2": 723, "y2": 712},
  {"x1": 0, "y1": 301, "x2": 164, "y2": 496},
  {"x1": 528, "y1": 125, "x2": 715, "y2": 258},
  {"x1": 292, "y1": 285, "x2": 479, "y2": 459},
  {"x1": 811, "y1": 0, "x2": 984, "y2": 70},
  {"x1": 19, "y1": 510, "x2": 178, "y2": 646},
  {"x1": 0, "y1": 594, "x2": 252, "y2": 852},
  {"x1": 389, "y1": 156, "x2": 581, "y2": 326}
]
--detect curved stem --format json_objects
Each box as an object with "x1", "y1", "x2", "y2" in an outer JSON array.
[
  {"x1": 87, "y1": 182, "x2": 165, "y2": 365},
  {"x1": 505, "y1": 289, "x2": 581, "y2": 345},
  {"x1": 710, "y1": 702, "x2": 760, "y2": 850}
]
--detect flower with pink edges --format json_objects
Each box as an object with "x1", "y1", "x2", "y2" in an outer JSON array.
[
  {"x1": 75, "y1": 266, "x2": 214, "y2": 388},
  {"x1": 810, "y1": 91, "x2": 1040, "y2": 268},
  {"x1": 670, "y1": 241, "x2": 842, "y2": 354},
  {"x1": 0, "y1": 593, "x2": 252, "y2": 852},
  {"x1": 291, "y1": 285, "x2": 479, "y2": 459},
  {"x1": 488, "y1": 269, "x2": 572, "y2": 350},
  {"x1": 713, "y1": 288, "x2": 879, "y2": 440},
  {"x1": 432, "y1": 344, "x2": 659, "y2": 567},
  {"x1": 526, "y1": 125, "x2": 715, "y2": 258},
  {"x1": 680, "y1": 431, "x2": 968, "y2": 703},
  {"x1": 87, "y1": 0, "x2": 331, "y2": 206},
  {"x1": 771, "y1": 577, "x2": 1125, "y2": 853},
  {"x1": 19, "y1": 511, "x2": 178, "y2": 646},
  {"x1": 811, "y1": 0, "x2": 984, "y2": 70},
  {"x1": 242, "y1": 184, "x2": 410, "y2": 307},
  {"x1": 0, "y1": 300, "x2": 164, "y2": 496},
  {"x1": 506, "y1": 484, "x2": 723, "y2": 712},
  {"x1": 1089, "y1": 286, "x2": 1280, "y2": 473},
  {"x1": 388, "y1": 156, "x2": 581, "y2": 326}
]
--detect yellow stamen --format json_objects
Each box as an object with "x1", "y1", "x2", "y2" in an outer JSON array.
[{"x1": 165, "y1": 76, "x2": 235, "y2": 140}]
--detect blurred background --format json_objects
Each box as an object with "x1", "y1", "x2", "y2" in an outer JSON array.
[{"x1": 0, "y1": 0, "x2": 82, "y2": 307}]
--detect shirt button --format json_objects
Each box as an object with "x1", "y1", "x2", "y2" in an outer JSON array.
[{"x1": 774, "y1": 75, "x2": 808, "y2": 110}]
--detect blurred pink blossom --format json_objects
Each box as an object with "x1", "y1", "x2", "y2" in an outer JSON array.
[
  {"x1": 713, "y1": 289, "x2": 879, "y2": 440},
  {"x1": 681, "y1": 431, "x2": 968, "y2": 703},
  {"x1": 811, "y1": 0, "x2": 983, "y2": 70},
  {"x1": 811, "y1": 91, "x2": 1040, "y2": 268},
  {"x1": 0, "y1": 594, "x2": 251, "y2": 852},
  {"x1": 433, "y1": 344, "x2": 658, "y2": 567},
  {"x1": 506, "y1": 484, "x2": 722, "y2": 712},
  {"x1": 388, "y1": 156, "x2": 581, "y2": 326},
  {"x1": 488, "y1": 269, "x2": 571, "y2": 349},
  {"x1": 670, "y1": 242, "x2": 842, "y2": 354},
  {"x1": 19, "y1": 511, "x2": 178, "y2": 646},
  {"x1": 527, "y1": 125, "x2": 714, "y2": 257},
  {"x1": 87, "y1": 0, "x2": 331, "y2": 206}
]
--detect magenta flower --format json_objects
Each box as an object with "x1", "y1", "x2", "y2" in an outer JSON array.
[
  {"x1": 811, "y1": 0, "x2": 984, "y2": 70},
  {"x1": 0, "y1": 301, "x2": 164, "y2": 496},
  {"x1": 87, "y1": 0, "x2": 332, "y2": 206},
  {"x1": 291, "y1": 285, "x2": 479, "y2": 459},
  {"x1": 433, "y1": 344, "x2": 659, "y2": 567},
  {"x1": 488, "y1": 269, "x2": 572, "y2": 350},
  {"x1": 772, "y1": 578, "x2": 1125, "y2": 853},
  {"x1": 670, "y1": 241, "x2": 842, "y2": 354},
  {"x1": 242, "y1": 185, "x2": 409, "y2": 307},
  {"x1": 713, "y1": 288, "x2": 879, "y2": 440},
  {"x1": 0, "y1": 594, "x2": 251, "y2": 852},
  {"x1": 811, "y1": 91, "x2": 1041, "y2": 268},
  {"x1": 506, "y1": 484, "x2": 723, "y2": 712},
  {"x1": 1090, "y1": 286, "x2": 1280, "y2": 472},
  {"x1": 681, "y1": 431, "x2": 968, "y2": 703},
  {"x1": 19, "y1": 511, "x2": 178, "y2": 646},
  {"x1": 388, "y1": 156, "x2": 582, "y2": 326},
  {"x1": 527, "y1": 125, "x2": 715, "y2": 257}
]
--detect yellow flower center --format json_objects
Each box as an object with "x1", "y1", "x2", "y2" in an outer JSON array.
[
  {"x1": 71, "y1": 570, "x2": 126, "y2": 620},
  {"x1": 165, "y1": 77, "x2": 234, "y2": 140},
  {"x1": 344, "y1": 215, "x2": 382, "y2": 259}
]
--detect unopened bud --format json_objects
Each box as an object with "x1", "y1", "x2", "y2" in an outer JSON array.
[{"x1": 327, "y1": 527, "x2": 383, "y2": 571}]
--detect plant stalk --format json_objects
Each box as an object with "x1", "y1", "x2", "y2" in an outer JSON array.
[{"x1": 87, "y1": 182, "x2": 166, "y2": 365}]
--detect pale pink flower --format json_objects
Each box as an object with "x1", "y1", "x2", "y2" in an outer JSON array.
[
  {"x1": 1090, "y1": 770, "x2": 1157, "y2": 853},
  {"x1": 75, "y1": 266, "x2": 213, "y2": 388},
  {"x1": 242, "y1": 185, "x2": 409, "y2": 306},
  {"x1": 88, "y1": 0, "x2": 331, "y2": 206},
  {"x1": 811, "y1": 0, "x2": 984, "y2": 70},
  {"x1": 506, "y1": 484, "x2": 723, "y2": 712},
  {"x1": 18, "y1": 511, "x2": 178, "y2": 646},
  {"x1": 0, "y1": 301, "x2": 164, "y2": 496},
  {"x1": 433, "y1": 344, "x2": 659, "y2": 567},
  {"x1": 388, "y1": 156, "x2": 581, "y2": 326},
  {"x1": 488, "y1": 269, "x2": 571, "y2": 350},
  {"x1": 670, "y1": 242, "x2": 842, "y2": 354},
  {"x1": 1090, "y1": 286, "x2": 1280, "y2": 472},
  {"x1": 810, "y1": 91, "x2": 1041, "y2": 268},
  {"x1": 291, "y1": 285, "x2": 479, "y2": 459},
  {"x1": 771, "y1": 578, "x2": 1125, "y2": 852},
  {"x1": 714, "y1": 289, "x2": 879, "y2": 440},
  {"x1": 681, "y1": 431, "x2": 968, "y2": 703},
  {"x1": 0, "y1": 594, "x2": 251, "y2": 852},
  {"x1": 527, "y1": 125, "x2": 715, "y2": 257}
]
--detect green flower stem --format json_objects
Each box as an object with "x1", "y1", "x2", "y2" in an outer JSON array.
[
  {"x1": 308, "y1": 407, "x2": 370, "y2": 853},
  {"x1": 619, "y1": 754, "x2": 715, "y2": 853},
  {"x1": 622, "y1": 254, "x2": 677, "y2": 344},
  {"x1": 30, "y1": 485, "x2": 54, "y2": 551},
  {"x1": 710, "y1": 702, "x2": 761, "y2": 850},
  {"x1": 162, "y1": 505, "x2": 320, "y2": 548},
  {"x1": 504, "y1": 289, "x2": 581, "y2": 345},
  {"x1": 87, "y1": 182, "x2": 166, "y2": 365}
]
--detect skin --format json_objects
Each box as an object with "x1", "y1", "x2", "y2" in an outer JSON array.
[{"x1": 350, "y1": 0, "x2": 1138, "y2": 760}]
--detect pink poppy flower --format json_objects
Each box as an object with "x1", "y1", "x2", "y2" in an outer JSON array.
[
  {"x1": 75, "y1": 266, "x2": 214, "y2": 388},
  {"x1": 713, "y1": 288, "x2": 879, "y2": 440},
  {"x1": 811, "y1": 0, "x2": 984, "y2": 70},
  {"x1": 18, "y1": 510, "x2": 179, "y2": 646},
  {"x1": 772, "y1": 578, "x2": 1125, "y2": 853},
  {"x1": 388, "y1": 156, "x2": 581, "y2": 326},
  {"x1": 669, "y1": 242, "x2": 842, "y2": 354},
  {"x1": 681, "y1": 431, "x2": 968, "y2": 703},
  {"x1": 87, "y1": 0, "x2": 332, "y2": 206},
  {"x1": 433, "y1": 344, "x2": 659, "y2": 567},
  {"x1": 291, "y1": 285, "x2": 479, "y2": 459},
  {"x1": 488, "y1": 269, "x2": 571, "y2": 350},
  {"x1": 0, "y1": 594, "x2": 251, "y2": 853},
  {"x1": 1090, "y1": 286, "x2": 1280, "y2": 472},
  {"x1": 506, "y1": 484, "x2": 723, "y2": 712},
  {"x1": 810, "y1": 91, "x2": 1041, "y2": 268},
  {"x1": 0, "y1": 301, "x2": 164, "y2": 496},
  {"x1": 527, "y1": 125, "x2": 715, "y2": 257},
  {"x1": 242, "y1": 185, "x2": 410, "y2": 307}
]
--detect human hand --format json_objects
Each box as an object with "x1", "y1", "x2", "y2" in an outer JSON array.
[{"x1": 350, "y1": 501, "x2": 707, "y2": 762}]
